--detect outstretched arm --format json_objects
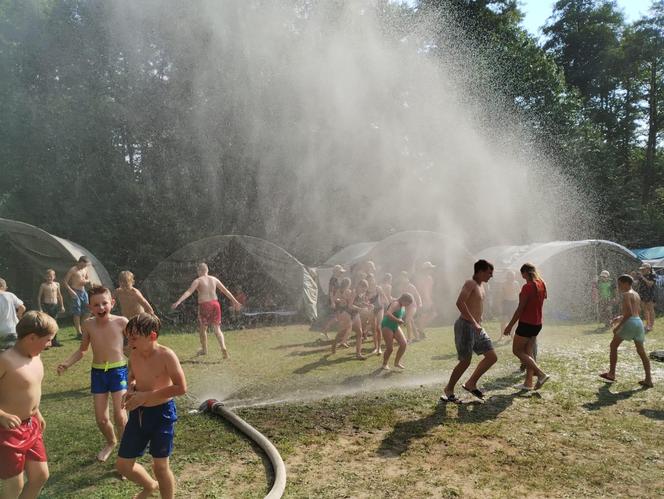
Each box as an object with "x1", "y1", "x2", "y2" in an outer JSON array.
[
  {"x1": 215, "y1": 279, "x2": 242, "y2": 309},
  {"x1": 57, "y1": 323, "x2": 91, "y2": 374},
  {"x1": 171, "y1": 280, "x2": 198, "y2": 309}
]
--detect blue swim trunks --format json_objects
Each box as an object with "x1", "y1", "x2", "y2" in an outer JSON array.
[
  {"x1": 118, "y1": 400, "x2": 177, "y2": 459},
  {"x1": 70, "y1": 288, "x2": 89, "y2": 316},
  {"x1": 90, "y1": 365, "x2": 128, "y2": 394}
]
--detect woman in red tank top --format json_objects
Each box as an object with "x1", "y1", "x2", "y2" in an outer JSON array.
[{"x1": 503, "y1": 263, "x2": 551, "y2": 390}]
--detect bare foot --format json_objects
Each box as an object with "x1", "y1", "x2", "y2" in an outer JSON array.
[
  {"x1": 371, "y1": 348, "x2": 379, "y2": 354},
  {"x1": 97, "y1": 443, "x2": 116, "y2": 462},
  {"x1": 196, "y1": 349, "x2": 207, "y2": 356},
  {"x1": 340, "y1": 343, "x2": 350, "y2": 349},
  {"x1": 382, "y1": 364, "x2": 390, "y2": 370},
  {"x1": 133, "y1": 481, "x2": 159, "y2": 499},
  {"x1": 222, "y1": 349, "x2": 230, "y2": 359},
  {"x1": 395, "y1": 363, "x2": 405, "y2": 369},
  {"x1": 356, "y1": 354, "x2": 367, "y2": 360},
  {"x1": 639, "y1": 379, "x2": 654, "y2": 388}
]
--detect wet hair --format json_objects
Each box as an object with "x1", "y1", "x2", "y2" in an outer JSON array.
[
  {"x1": 78, "y1": 256, "x2": 91, "y2": 264},
  {"x1": 197, "y1": 262, "x2": 208, "y2": 273},
  {"x1": 118, "y1": 270, "x2": 134, "y2": 287},
  {"x1": 519, "y1": 262, "x2": 542, "y2": 282},
  {"x1": 46, "y1": 269, "x2": 55, "y2": 276},
  {"x1": 88, "y1": 285, "x2": 111, "y2": 299},
  {"x1": 126, "y1": 312, "x2": 161, "y2": 337},
  {"x1": 339, "y1": 277, "x2": 351, "y2": 291},
  {"x1": 16, "y1": 311, "x2": 58, "y2": 339},
  {"x1": 474, "y1": 260, "x2": 494, "y2": 274},
  {"x1": 399, "y1": 293, "x2": 414, "y2": 305},
  {"x1": 618, "y1": 274, "x2": 634, "y2": 286},
  {"x1": 0, "y1": 278, "x2": 6, "y2": 290}
]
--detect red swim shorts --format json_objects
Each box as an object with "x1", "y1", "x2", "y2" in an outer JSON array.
[
  {"x1": 0, "y1": 416, "x2": 47, "y2": 479},
  {"x1": 198, "y1": 300, "x2": 222, "y2": 326}
]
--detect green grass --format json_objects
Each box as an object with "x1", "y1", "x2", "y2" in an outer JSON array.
[{"x1": 12, "y1": 319, "x2": 664, "y2": 498}]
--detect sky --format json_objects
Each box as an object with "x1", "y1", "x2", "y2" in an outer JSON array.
[{"x1": 520, "y1": 0, "x2": 655, "y2": 38}]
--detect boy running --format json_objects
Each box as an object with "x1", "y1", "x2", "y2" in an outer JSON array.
[
  {"x1": 63, "y1": 256, "x2": 92, "y2": 340},
  {"x1": 441, "y1": 260, "x2": 497, "y2": 402},
  {"x1": 171, "y1": 263, "x2": 242, "y2": 358},
  {"x1": 37, "y1": 269, "x2": 65, "y2": 347},
  {"x1": 599, "y1": 274, "x2": 653, "y2": 388},
  {"x1": 117, "y1": 313, "x2": 187, "y2": 499},
  {"x1": 57, "y1": 286, "x2": 129, "y2": 462},
  {"x1": 0, "y1": 311, "x2": 57, "y2": 499},
  {"x1": 114, "y1": 271, "x2": 154, "y2": 319}
]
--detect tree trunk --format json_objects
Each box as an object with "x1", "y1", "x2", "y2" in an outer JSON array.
[{"x1": 642, "y1": 61, "x2": 658, "y2": 204}]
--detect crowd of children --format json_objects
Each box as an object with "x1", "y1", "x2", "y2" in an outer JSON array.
[{"x1": 0, "y1": 254, "x2": 659, "y2": 497}]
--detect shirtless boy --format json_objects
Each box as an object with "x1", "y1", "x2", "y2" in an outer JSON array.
[
  {"x1": 57, "y1": 286, "x2": 129, "y2": 462},
  {"x1": 117, "y1": 313, "x2": 187, "y2": 499},
  {"x1": 63, "y1": 256, "x2": 92, "y2": 340},
  {"x1": 114, "y1": 271, "x2": 154, "y2": 319},
  {"x1": 37, "y1": 269, "x2": 65, "y2": 347},
  {"x1": 599, "y1": 274, "x2": 653, "y2": 388},
  {"x1": 0, "y1": 311, "x2": 57, "y2": 499},
  {"x1": 441, "y1": 260, "x2": 497, "y2": 402},
  {"x1": 171, "y1": 263, "x2": 242, "y2": 358}
]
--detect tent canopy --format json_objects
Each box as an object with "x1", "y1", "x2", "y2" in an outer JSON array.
[
  {"x1": 142, "y1": 235, "x2": 318, "y2": 321},
  {"x1": 631, "y1": 247, "x2": 664, "y2": 267},
  {"x1": 475, "y1": 240, "x2": 641, "y2": 320},
  {"x1": 0, "y1": 218, "x2": 113, "y2": 310}
]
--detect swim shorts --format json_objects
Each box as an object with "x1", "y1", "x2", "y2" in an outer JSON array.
[
  {"x1": 70, "y1": 288, "x2": 89, "y2": 316},
  {"x1": 0, "y1": 416, "x2": 47, "y2": 479},
  {"x1": 515, "y1": 322, "x2": 542, "y2": 338},
  {"x1": 41, "y1": 303, "x2": 59, "y2": 319},
  {"x1": 118, "y1": 400, "x2": 177, "y2": 459},
  {"x1": 198, "y1": 300, "x2": 221, "y2": 326},
  {"x1": 454, "y1": 317, "x2": 493, "y2": 360},
  {"x1": 618, "y1": 316, "x2": 645, "y2": 343},
  {"x1": 91, "y1": 364, "x2": 129, "y2": 394}
]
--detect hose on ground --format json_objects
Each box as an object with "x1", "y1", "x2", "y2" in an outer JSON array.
[{"x1": 199, "y1": 399, "x2": 286, "y2": 499}]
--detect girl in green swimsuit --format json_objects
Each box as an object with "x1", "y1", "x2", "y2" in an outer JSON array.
[{"x1": 381, "y1": 293, "x2": 414, "y2": 370}]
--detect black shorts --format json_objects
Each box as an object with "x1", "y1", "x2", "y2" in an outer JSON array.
[{"x1": 515, "y1": 322, "x2": 542, "y2": 338}]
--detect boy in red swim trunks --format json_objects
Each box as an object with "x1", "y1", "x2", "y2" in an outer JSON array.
[
  {"x1": 0, "y1": 311, "x2": 57, "y2": 498},
  {"x1": 171, "y1": 263, "x2": 242, "y2": 358}
]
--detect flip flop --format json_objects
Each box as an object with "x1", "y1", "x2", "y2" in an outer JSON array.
[
  {"x1": 638, "y1": 380, "x2": 654, "y2": 389},
  {"x1": 440, "y1": 393, "x2": 459, "y2": 403},
  {"x1": 599, "y1": 373, "x2": 615, "y2": 382},
  {"x1": 535, "y1": 374, "x2": 551, "y2": 390},
  {"x1": 462, "y1": 385, "x2": 484, "y2": 400}
]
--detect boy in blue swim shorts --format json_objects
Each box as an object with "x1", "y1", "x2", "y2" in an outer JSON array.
[
  {"x1": 117, "y1": 313, "x2": 187, "y2": 499},
  {"x1": 63, "y1": 256, "x2": 92, "y2": 339},
  {"x1": 57, "y1": 286, "x2": 129, "y2": 462},
  {"x1": 599, "y1": 274, "x2": 653, "y2": 388}
]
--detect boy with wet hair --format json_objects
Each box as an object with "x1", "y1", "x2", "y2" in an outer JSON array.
[
  {"x1": 171, "y1": 263, "x2": 242, "y2": 358},
  {"x1": 117, "y1": 313, "x2": 187, "y2": 499},
  {"x1": 63, "y1": 256, "x2": 92, "y2": 339},
  {"x1": 441, "y1": 259, "x2": 497, "y2": 402},
  {"x1": 0, "y1": 278, "x2": 26, "y2": 351},
  {"x1": 114, "y1": 271, "x2": 154, "y2": 319},
  {"x1": 37, "y1": 269, "x2": 65, "y2": 347},
  {"x1": 0, "y1": 311, "x2": 57, "y2": 498},
  {"x1": 57, "y1": 286, "x2": 129, "y2": 462},
  {"x1": 599, "y1": 274, "x2": 653, "y2": 388}
]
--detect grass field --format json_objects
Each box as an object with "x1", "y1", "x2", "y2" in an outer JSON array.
[{"x1": 13, "y1": 318, "x2": 664, "y2": 498}]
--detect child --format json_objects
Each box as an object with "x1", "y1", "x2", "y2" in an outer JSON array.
[
  {"x1": 599, "y1": 274, "x2": 653, "y2": 387},
  {"x1": 62, "y1": 256, "x2": 92, "y2": 340},
  {"x1": 114, "y1": 271, "x2": 155, "y2": 319},
  {"x1": 441, "y1": 260, "x2": 498, "y2": 402},
  {"x1": 0, "y1": 311, "x2": 57, "y2": 499},
  {"x1": 597, "y1": 270, "x2": 615, "y2": 327},
  {"x1": 171, "y1": 263, "x2": 242, "y2": 358},
  {"x1": 117, "y1": 313, "x2": 187, "y2": 499},
  {"x1": 37, "y1": 269, "x2": 65, "y2": 347},
  {"x1": 57, "y1": 286, "x2": 129, "y2": 462},
  {"x1": 0, "y1": 278, "x2": 26, "y2": 351},
  {"x1": 381, "y1": 293, "x2": 413, "y2": 370}
]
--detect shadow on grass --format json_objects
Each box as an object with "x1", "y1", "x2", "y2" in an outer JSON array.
[
  {"x1": 431, "y1": 353, "x2": 457, "y2": 361},
  {"x1": 377, "y1": 373, "x2": 531, "y2": 457},
  {"x1": 273, "y1": 340, "x2": 328, "y2": 350},
  {"x1": 293, "y1": 354, "x2": 362, "y2": 375},
  {"x1": 181, "y1": 358, "x2": 222, "y2": 365},
  {"x1": 41, "y1": 388, "x2": 89, "y2": 401},
  {"x1": 288, "y1": 347, "x2": 332, "y2": 357},
  {"x1": 342, "y1": 367, "x2": 389, "y2": 386},
  {"x1": 640, "y1": 409, "x2": 664, "y2": 420},
  {"x1": 581, "y1": 325, "x2": 611, "y2": 335},
  {"x1": 582, "y1": 384, "x2": 646, "y2": 411}
]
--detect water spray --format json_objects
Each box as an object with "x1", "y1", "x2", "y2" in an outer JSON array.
[{"x1": 198, "y1": 399, "x2": 286, "y2": 499}]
